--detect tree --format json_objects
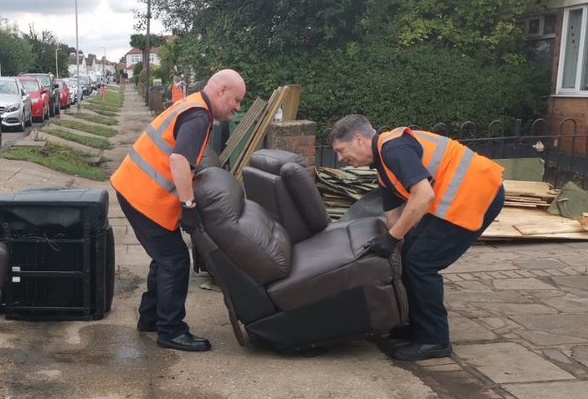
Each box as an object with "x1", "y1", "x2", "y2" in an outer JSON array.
[
  {"x1": 143, "y1": 0, "x2": 550, "y2": 132},
  {"x1": 129, "y1": 34, "x2": 167, "y2": 50},
  {"x1": 23, "y1": 26, "x2": 62, "y2": 74},
  {"x1": 390, "y1": 0, "x2": 546, "y2": 64},
  {"x1": 0, "y1": 24, "x2": 33, "y2": 75}
]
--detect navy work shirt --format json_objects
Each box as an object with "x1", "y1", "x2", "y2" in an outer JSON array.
[
  {"x1": 371, "y1": 132, "x2": 432, "y2": 211},
  {"x1": 171, "y1": 91, "x2": 213, "y2": 169}
]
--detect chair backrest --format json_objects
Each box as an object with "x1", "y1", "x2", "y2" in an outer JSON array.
[
  {"x1": 194, "y1": 166, "x2": 292, "y2": 285},
  {"x1": 243, "y1": 149, "x2": 330, "y2": 244}
]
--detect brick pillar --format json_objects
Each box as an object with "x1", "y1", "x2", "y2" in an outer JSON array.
[{"x1": 265, "y1": 120, "x2": 316, "y2": 168}]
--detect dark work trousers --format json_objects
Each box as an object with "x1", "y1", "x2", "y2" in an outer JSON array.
[
  {"x1": 401, "y1": 185, "x2": 505, "y2": 345},
  {"x1": 116, "y1": 191, "x2": 190, "y2": 339}
]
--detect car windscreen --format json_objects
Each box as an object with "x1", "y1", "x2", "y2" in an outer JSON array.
[
  {"x1": 20, "y1": 80, "x2": 41, "y2": 93},
  {"x1": 0, "y1": 81, "x2": 18, "y2": 95},
  {"x1": 24, "y1": 75, "x2": 50, "y2": 87}
]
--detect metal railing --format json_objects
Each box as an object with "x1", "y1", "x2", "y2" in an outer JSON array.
[{"x1": 316, "y1": 118, "x2": 588, "y2": 189}]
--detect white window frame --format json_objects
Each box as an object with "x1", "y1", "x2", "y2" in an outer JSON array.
[{"x1": 556, "y1": 5, "x2": 588, "y2": 96}]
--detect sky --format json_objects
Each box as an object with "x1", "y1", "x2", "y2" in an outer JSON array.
[{"x1": 0, "y1": 0, "x2": 166, "y2": 63}]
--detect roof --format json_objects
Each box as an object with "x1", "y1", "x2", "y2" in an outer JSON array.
[{"x1": 125, "y1": 47, "x2": 161, "y2": 56}]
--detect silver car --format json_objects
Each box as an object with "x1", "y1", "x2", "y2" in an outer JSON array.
[{"x1": 0, "y1": 76, "x2": 33, "y2": 132}]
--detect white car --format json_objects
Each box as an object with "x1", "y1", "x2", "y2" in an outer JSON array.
[{"x1": 0, "y1": 76, "x2": 33, "y2": 132}]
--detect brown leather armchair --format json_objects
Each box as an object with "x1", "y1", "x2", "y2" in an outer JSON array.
[{"x1": 191, "y1": 154, "x2": 408, "y2": 353}]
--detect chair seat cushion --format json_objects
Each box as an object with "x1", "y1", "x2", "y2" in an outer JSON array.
[{"x1": 267, "y1": 217, "x2": 391, "y2": 311}]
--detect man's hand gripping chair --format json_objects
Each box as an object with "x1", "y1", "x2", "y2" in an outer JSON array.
[{"x1": 190, "y1": 149, "x2": 408, "y2": 353}]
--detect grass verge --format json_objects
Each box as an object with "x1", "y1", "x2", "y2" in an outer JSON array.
[
  {"x1": 52, "y1": 119, "x2": 117, "y2": 138},
  {"x1": 87, "y1": 90, "x2": 124, "y2": 108},
  {"x1": 70, "y1": 112, "x2": 118, "y2": 125},
  {"x1": 0, "y1": 143, "x2": 107, "y2": 181},
  {"x1": 87, "y1": 108, "x2": 119, "y2": 117},
  {"x1": 45, "y1": 128, "x2": 112, "y2": 150}
]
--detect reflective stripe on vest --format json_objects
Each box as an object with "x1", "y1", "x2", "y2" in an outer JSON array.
[
  {"x1": 377, "y1": 127, "x2": 503, "y2": 231},
  {"x1": 110, "y1": 92, "x2": 211, "y2": 230},
  {"x1": 128, "y1": 102, "x2": 202, "y2": 197}
]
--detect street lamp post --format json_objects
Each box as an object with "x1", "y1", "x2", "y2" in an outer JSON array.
[
  {"x1": 145, "y1": 0, "x2": 151, "y2": 108},
  {"x1": 75, "y1": 0, "x2": 81, "y2": 113},
  {"x1": 102, "y1": 46, "x2": 106, "y2": 82},
  {"x1": 55, "y1": 48, "x2": 59, "y2": 78}
]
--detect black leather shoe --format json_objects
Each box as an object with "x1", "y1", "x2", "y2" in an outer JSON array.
[
  {"x1": 157, "y1": 332, "x2": 211, "y2": 352},
  {"x1": 392, "y1": 342, "x2": 452, "y2": 361},
  {"x1": 137, "y1": 322, "x2": 157, "y2": 332}
]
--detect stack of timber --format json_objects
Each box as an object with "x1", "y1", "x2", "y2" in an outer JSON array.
[
  {"x1": 219, "y1": 85, "x2": 301, "y2": 182},
  {"x1": 314, "y1": 166, "x2": 588, "y2": 240},
  {"x1": 481, "y1": 180, "x2": 588, "y2": 240},
  {"x1": 316, "y1": 167, "x2": 378, "y2": 220},
  {"x1": 502, "y1": 180, "x2": 559, "y2": 209}
]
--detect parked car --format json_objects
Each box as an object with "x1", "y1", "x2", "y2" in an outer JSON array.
[
  {"x1": 17, "y1": 76, "x2": 49, "y2": 122},
  {"x1": 71, "y1": 75, "x2": 92, "y2": 96},
  {"x1": 55, "y1": 79, "x2": 71, "y2": 109},
  {"x1": 18, "y1": 72, "x2": 60, "y2": 117},
  {"x1": 0, "y1": 76, "x2": 33, "y2": 132},
  {"x1": 61, "y1": 78, "x2": 78, "y2": 104}
]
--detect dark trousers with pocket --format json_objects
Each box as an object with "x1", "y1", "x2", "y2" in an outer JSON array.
[
  {"x1": 116, "y1": 192, "x2": 190, "y2": 339},
  {"x1": 401, "y1": 185, "x2": 505, "y2": 345}
]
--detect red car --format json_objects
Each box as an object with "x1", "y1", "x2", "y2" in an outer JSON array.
[
  {"x1": 17, "y1": 76, "x2": 49, "y2": 122},
  {"x1": 55, "y1": 79, "x2": 71, "y2": 109}
]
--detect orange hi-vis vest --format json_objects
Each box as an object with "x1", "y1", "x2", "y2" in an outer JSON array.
[
  {"x1": 377, "y1": 127, "x2": 504, "y2": 231},
  {"x1": 171, "y1": 83, "x2": 184, "y2": 103},
  {"x1": 111, "y1": 92, "x2": 212, "y2": 230}
]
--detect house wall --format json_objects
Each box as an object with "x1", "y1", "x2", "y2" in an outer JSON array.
[
  {"x1": 547, "y1": 0, "x2": 586, "y2": 8},
  {"x1": 545, "y1": 5, "x2": 588, "y2": 155}
]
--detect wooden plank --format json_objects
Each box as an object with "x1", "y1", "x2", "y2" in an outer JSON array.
[
  {"x1": 232, "y1": 86, "x2": 289, "y2": 181},
  {"x1": 219, "y1": 98, "x2": 266, "y2": 166},
  {"x1": 281, "y1": 85, "x2": 301, "y2": 121},
  {"x1": 481, "y1": 206, "x2": 588, "y2": 240},
  {"x1": 505, "y1": 196, "x2": 549, "y2": 204},
  {"x1": 504, "y1": 201, "x2": 544, "y2": 208},
  {"x1": 514, "y1": 221, "x2": 585, "y2": 235},
  {"x1": 503, "y1": 180, "x2": 558, "y2": 199}
]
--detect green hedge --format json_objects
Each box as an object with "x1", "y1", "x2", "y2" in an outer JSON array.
[{"x1": 233, "y1": 43, "x2": 549, "y2": 142}]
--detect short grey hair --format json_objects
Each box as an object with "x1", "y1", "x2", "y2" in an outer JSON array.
[{"x1": 328, "y1": 114, "x2": 376, "y2": 145}]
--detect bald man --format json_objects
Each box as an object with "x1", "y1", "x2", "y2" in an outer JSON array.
[{"x1": 111, "y1": 69, "x2": 246, "y2": 352}]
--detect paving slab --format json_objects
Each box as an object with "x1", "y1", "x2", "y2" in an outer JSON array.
[
  {"x1": 492, "y1": 278, "x2": 556, "y2": 290},
  {"x1": 445, "y1": 260, "x2": 519, "y2": 274},
  {"x1": 466, "y1": 302, "x2": 558, "y2": 316},
  {"x1": 446, "y1": 290, "x2": 533, "y2": 303},
  {"x1": 513, "y1": 259, "x2": 567, "y2": 270},
  {"x1": 551, "y1": 275, "x2": 588, "y2": 291},
  {"x1": 503, "y1": 380, "x2": 588, "y2": 399},
  {"x1": 495, "y1": 242, "x2": 571, "y2": 256},
  {"x1": 515, "y1": 330, "x2": 588, "y2": 346},
  {"x1": 571, "y1": 345, "x2": 588, "y2": 368},
  {"x1": 540, "y1": 293, "x2": 588, "y2": 313},
  {"x1": 449, "y1": 316, "x2": 498, "y2": 342},
  {"x1": 454, "y1": 342, "x2": 575, "y2": 383},
  {"x1": 511, "y1": 314, "x2": 588, "y2": 339}
]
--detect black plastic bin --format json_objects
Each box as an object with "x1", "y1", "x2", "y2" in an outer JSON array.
[{"x1": 0, "y1": 188, "x2": 114, "y2": 321}]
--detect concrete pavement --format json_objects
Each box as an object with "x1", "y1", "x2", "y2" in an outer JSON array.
[{"x1": 1, "y1": 84, "x2": 588, "y2": 399}]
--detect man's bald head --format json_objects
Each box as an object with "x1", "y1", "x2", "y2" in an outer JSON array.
[{"x1": 202, "y1": 69, "x2": 246, "y2": 121}]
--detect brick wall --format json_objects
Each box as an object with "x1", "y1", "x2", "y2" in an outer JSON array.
[{"x1": 265, "y1": 120, "x2": 317, "y2": 168}]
